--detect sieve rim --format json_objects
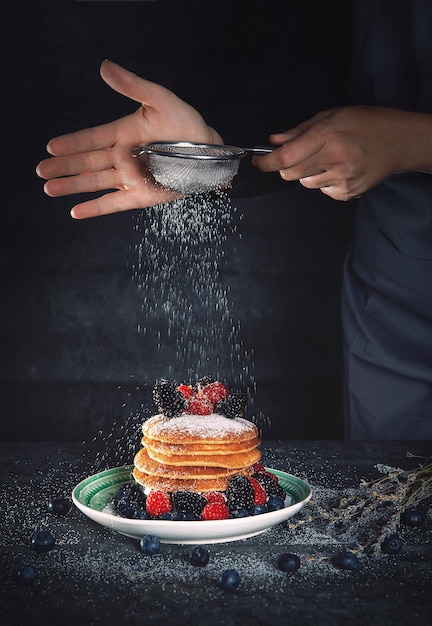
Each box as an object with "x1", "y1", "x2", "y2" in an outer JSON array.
[{"x1": 132, "y1": 142, "x2": 247, "y2": 161}]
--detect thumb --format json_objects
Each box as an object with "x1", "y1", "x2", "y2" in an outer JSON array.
[{"x1": 100, "y1": 59, "x2": 171, "y2": 108}]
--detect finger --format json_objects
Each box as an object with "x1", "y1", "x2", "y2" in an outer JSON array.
[
  {"x1": 253, "y1": 133, "x2": 324, "y2": 173},
  {"x1": 100, "y1": 60, "x2": 173, "y2": 108},
  {"x1": 43, "y1": 168, "x2": 122, "y2": 197},
  {"x1": 268, "y1": 109, "x2": 336, "y2": 146},
  {"x1": 36, "y1": 149, "x2": 114, "y2": 180},
  {"x1": 46, "y1": 118, "x2": 122, "y2": 157},
  {"x1": 70, "y1": 187, "x2": 178, "y2": 219},
  {"x1": 298, "y1": 172, "x2": 333, "y2": 189}
]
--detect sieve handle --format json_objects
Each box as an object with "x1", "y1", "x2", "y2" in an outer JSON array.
[
  {"x1": 242, "y1": 146, "x2": 273, "y2": 155},
  {"x1": 131, "y1": 146, "x2": 151, "y2": 158}
]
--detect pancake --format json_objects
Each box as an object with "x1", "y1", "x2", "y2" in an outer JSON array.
[
  {"x1": 145, "y1": 445, "x2": 261, "y2": 468},
  {"x1": 132, "y1": 467, "x2": 236, "y2": 493},
  {"x1": 142, "y1": 413, "x2": 258, "y2": 444},
  {"x1": 134, "y1": 448, "x2": 252, "y2": 479},
  {"x1": 141, "y1": 435, "x2": 261, "y2": 455}
]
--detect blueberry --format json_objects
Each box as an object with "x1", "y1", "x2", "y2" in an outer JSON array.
[
  {"x1": 332, "y1": 551, "x2": 360, "y2": 570},
  {"x1": 219, "y1": 568, "x2": 241, "y2": 591},
  {"x1": 277, "y1": 553, "x2": 301, "y2": 573},
  {"x1": 48, "y1": 497, "x2": 71, "y2": 517},
  {"x1": 381, "y1": 534, "x2": 403, "y2": 555},
  {"x1": 230, "y1": 507, "x2": 249, "y2": 519},
  {"x1": 249, "y1": 504, "x2": 268, "y2": 515},
  {"x1": 132, "y1": 508, "x2": 151, "y2": 520},
  {"x1": 139, "y1": 534, "x2": 161, "y2": 555},
  {"x1": 267, "y1": 495, "x2": 285, "y2": 511},
  {"x1": 400, "y1": 507, "x2": 426, "y2": 527},
  {"x1": 31, "y1": 529, "x2": 55, "y2": 554},
  {"x1": 16, "y1": 565, "x2": 38, "y2": 585},
  {"x1": 189, "y1": 546, "x2": 210, "y2": 567}
]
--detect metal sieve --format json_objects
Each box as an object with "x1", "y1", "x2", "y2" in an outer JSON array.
[{"x1": 131, "y1": 141, "x2": 272, "y2": 194}]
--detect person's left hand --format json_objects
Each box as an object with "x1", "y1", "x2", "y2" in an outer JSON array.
[{"x1": 36, "y1": 60, "x2": 222, "y2": 218}]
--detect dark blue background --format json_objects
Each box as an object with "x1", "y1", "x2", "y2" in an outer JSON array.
[{"x1": 2, "y1": 0, "x2": 355, "y2": 441}]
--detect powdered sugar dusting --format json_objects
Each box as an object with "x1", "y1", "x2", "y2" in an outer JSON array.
[{"x1": 144, "y1": 413, "x2": 258, "y2": 441}]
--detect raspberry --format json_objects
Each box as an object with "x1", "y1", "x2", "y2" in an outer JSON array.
[
  {"x1": 201, "y1": 502, "x2": 230, "y2": 520},
  {"x1": 202, "y1": 381, "x2": 229, "y2": 404},
  {"x1": 145, "y1": 490, "x2": 172, "y2": 517},
  {"x1": 178, "y1": 384, "x2": 194, "y2": 399},
  {"x1": 204, "y1": 492, "x2": 227, "y2": 506},
  {"x1": 186, "y1": 396, "x2": 213, "y2": 415},
  {"x1": 252, "y1": 462, "x2": 266, "y2": 473},
  {"x1": 249, "y1": 478, "x2": 267, "y2": 505}
]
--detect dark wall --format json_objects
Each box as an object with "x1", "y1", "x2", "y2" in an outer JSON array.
[{"x1": 2, "y1": 0, "x2": 355, "y2": 442}]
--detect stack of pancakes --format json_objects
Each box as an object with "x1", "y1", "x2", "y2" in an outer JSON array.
[{"x1": 133, "y1": 413, "x2": 261, "y2": 492}]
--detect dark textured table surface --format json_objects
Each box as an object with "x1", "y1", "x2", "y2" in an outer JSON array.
[{"x1": 1, "y1": 440, "x2": 431, "y2": 626}]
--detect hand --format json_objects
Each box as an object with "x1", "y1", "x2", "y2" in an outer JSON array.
[
  {"x1": 252, "y1": 106, "x2": 432, "y2": 201},
  {"x1": 36, "y1": 60, "x2": 222, "y2": 218}
]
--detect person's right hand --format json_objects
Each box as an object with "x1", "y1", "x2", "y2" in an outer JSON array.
[{"x1": 36, "y1": 60, "x2": 222, "y2": 219}]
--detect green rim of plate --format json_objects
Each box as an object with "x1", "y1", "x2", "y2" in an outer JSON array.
[{"x1": 73, "y1": 465, "x2": 311, "y2": 514}]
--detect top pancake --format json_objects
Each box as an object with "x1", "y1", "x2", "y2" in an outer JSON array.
[{"x1": 142, "y1": 414, "x2": 259, "y2": 444}]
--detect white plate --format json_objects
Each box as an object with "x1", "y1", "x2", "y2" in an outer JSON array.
[{"x1": 72, "y1": 465, "x2": 312, "y2": 544}]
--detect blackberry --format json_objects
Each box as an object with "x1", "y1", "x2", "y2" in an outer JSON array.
[
  {"x1": 153, "y1": 379, "x2": 185, "y2": 417},
  {"x1": 226, "y1": 475, "x2": 254, "y2": 512},
  {"x1": 252, "y1": 472, "x2": 286, "y2": 500},
  {"x1": 171, "y1": 491, "x2": 206, "y2": 517},
  {"x1": 215, "y1": 390, "x2": 247, "y2": 418},
  {"x1": 197, "y1": 375, "x2": 214, "y2": 388}
]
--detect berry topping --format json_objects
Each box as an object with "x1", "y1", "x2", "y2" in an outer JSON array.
[
  {"x1": 139, "y1": 535, "x2": 161, "y2": 555},
  {"x1": 219, "y1": 569, "x2": 241, "y2": 592},
  {"x1": 249, "y1": 504, "x2": 268, "y2": 515},
  {"x1": 201, "y1": 381, "x2": 229, "y2": 404},
  {"x1": 267, "y1": 495, "x2": 286, "y2": 511},
  {"x1": 31, "y1": 529, "x2": 56, "y2": 554},
  {"x1": 204, "y1": 492, "x2": 227, "y2": 506},
  {"x1": 145, "y1": 490, "x2": 172, "y2": 517},
  {"x1": 381, "y1": 534, "x2": 403, "y2": 555},
  {"x1": 252, "y1": 472, "x2": 286, "y2": 500},
  {"x1": 153, "y1": 379, "x2": 186, "y2": 417},
  {"x1": 197, "y1": 376, "x2": 214, "y2": 387},
  {"x1": 230, "y1": 507, "x2": 249, "y2": 518},
  {"x1": 249, "y1": 477, "x2": 268, "y2": 505},
  {"x1": 48, "y1": 497, "x2": 71, "y2": 517},
  {"x1": 186, "y1": 396, "x2": 213, "y2": 415},
  {"x1": 201, "y1": 501, "x2": 230, "y2": 520},
  {"x1": 215, "y1": 390, "x2": 247, "y2": 419},
  {"x1": 252, "y1": 462, "x2": 266, "y2": 473},
  {"x1": 189, "y1": 546, "x2": 210, "y2": 567},
  {"x1": 178, "y1": 384, "x2": 194, "y2": 399},
  {"x1": 277, "y1": 553, "x2": 301, "y2": 573},
  {"x1": 171, "y1": 491, "x2": 206, "y2": 517},
  {"x1": 332, "y1": 551, "x2": 360, "y2": 570},
  {"x1": 226, "y1": 474, "x2": 255, "y2": 512},
  {"x1": 16, "y1": 565, "x2": 38, "y2": 585}
]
